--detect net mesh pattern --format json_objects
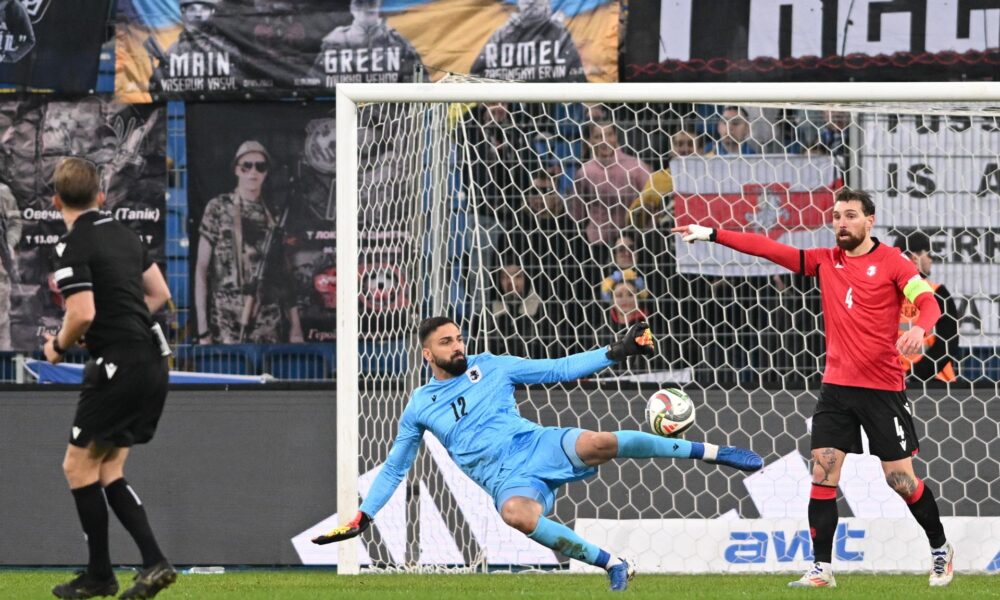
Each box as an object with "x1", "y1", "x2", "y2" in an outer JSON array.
[{"x1": 351, "y1": 95, "x2": 1000, "y2": 570}]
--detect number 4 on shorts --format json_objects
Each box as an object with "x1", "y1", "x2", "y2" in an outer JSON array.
[{"x1": 894, "y1": 416, "x2": 906, "y2": 450}]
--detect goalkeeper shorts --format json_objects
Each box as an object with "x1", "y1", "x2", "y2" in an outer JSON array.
[{"x1": 493, "y1": 427, "x2": 598, "y2": 515}]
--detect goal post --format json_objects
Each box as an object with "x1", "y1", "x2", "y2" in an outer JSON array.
[
  {"x1": 333, "y1": 82, "x2": 1000, "y2": 575},
  {"x1": 336, "y1": 81, "x2": 1000, "y2": 104},
  {"x1": 335, "y1": 92, "x2": 361, "y2": 575}
]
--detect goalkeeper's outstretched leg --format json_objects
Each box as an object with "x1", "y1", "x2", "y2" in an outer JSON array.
[
  {"x1": 498, "y1": 495, "x2": 635, "y2": 592},
  {"x1": 574, "y1": 430, "x2": 764, "y2": 472}
]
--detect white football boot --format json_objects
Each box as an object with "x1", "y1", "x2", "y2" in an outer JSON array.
[
  {"x1": 929, "y1": 542, "x2": 954, "y2": 587},
  {"x1": 787, "y1": 561, "x2": 836, "y2": 588}
]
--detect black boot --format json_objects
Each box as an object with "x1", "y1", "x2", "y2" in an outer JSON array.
[
  {"x1": 51, "y1": 571, "x2": 118, "y2": 599},
  {"x1": 119, "y1": 560, "x2": 177, "y2": 599}
]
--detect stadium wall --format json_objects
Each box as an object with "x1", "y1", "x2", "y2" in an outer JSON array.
[
  {"x1": 0, "y1": 388, "x2": 336, "y2": 565},
  {"x1": 3, "y1": 386, "x2": 998, "y2": 570}
]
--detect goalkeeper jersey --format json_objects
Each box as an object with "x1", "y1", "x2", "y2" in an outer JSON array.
[{"x1": 359, "y1": 349, "x2": 613, "y2": 517}]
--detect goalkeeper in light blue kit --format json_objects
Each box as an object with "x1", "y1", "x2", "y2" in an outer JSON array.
[{"x1": 314, "y1": 317, "x2": 763, "y2": 591}]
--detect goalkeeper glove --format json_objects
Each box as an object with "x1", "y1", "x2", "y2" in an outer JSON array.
[
  {"x1": 311, "y1": 511, "x2": 372, "y2": 545},
  {"x1": 606, "y1": 322, "x2": 655, "y2": 362},
  {"x1": 675, "y1": 224, "x2": 717, "y2": 243}
]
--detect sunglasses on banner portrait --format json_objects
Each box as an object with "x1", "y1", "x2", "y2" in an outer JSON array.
[{"x1": 239, "y1": 161, "x2": 269, "y2": 173}]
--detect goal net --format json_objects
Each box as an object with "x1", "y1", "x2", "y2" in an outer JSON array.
[{"x1": 315, "y1": 83, "x2": 1000, "y2": 574}]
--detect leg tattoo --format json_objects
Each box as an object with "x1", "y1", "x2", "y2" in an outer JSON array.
[{"x1": 886, "y1": 471, "x2": 917, "y2": 497}]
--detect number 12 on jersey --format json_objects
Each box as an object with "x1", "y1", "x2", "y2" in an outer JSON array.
[{"x1": 451, "y1": 397, "x2": 467, "y2": 421}]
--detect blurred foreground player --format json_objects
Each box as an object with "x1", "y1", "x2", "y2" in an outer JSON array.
[
  {"x1": 312, "y1": 317, "x2": 763, "y2": 591},
  {"x1": 895, "y1": 231, "x2": 958, "y2": 383},
  {"x1": 675, "y1": 188, "x2": 953, "y2": 587},
  {"x1": 45, "y1": 158, "x2": 177, "y2": 599}
]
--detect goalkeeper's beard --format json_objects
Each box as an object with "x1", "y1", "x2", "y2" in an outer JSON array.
[{"x1": 436, "y1": 353, "x2": 468, "y2": 376}]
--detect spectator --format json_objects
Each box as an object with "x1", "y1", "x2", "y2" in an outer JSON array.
[
  {"x1": 609, "y1": 280, "x2": 648, "y2": 326},
  {"x1": 896, "y1": 231, "x2": 959, "y2": 383},
  {"x1": 629, "y1": 129, "x2": 703, "y2": 231},
  {"x1": 472, "y1": 261, "x2": 553, "y2": 359},
  {"x1": 460, "y1": 102, "x2": 534, "y2": 319},
  {"x1": 571, "y1": 122, "x2": 651, "y2": 243},
  {"x1": 793, "y1": 119, "x2": 828, "y2": 156},
  {"x1": 792, "y1": 110, "x2": 850, "y2": 159},
  {"x1": 707, "y1": 106, "x2": 757, "y2": 156},
  {"x1": 592, "y1": 279, "x2": 666, "y2": 372},
  {"x1": 511, "y1": 169, "x2": 596, "y2": 355},
  {"x1": 465, "y1": 102, "x2": 534, "y2": 229},
  {"x1": 628, "y1": 128, "x2": 705, "y2": 367},
  {"x1": 599, "y1": 234, "x2": 649, "y2": 304}
]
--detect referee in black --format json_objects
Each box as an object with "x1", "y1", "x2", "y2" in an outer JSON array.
[{"x1": 44, "y1": 158, "x2": 177, "y2": 599}]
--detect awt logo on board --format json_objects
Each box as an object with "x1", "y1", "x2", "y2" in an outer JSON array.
[{"x1": 724, "y1": 524, "x2": 864, "y2": 564}]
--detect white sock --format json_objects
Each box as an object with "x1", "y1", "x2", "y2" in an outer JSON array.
[{"x1": 702, "y1": 443, "x2": 719, "y2": 461}]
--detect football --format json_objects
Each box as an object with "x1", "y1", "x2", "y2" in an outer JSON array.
[{"x1": 646, "y1": 388, "x2": 696, "y2": 437}]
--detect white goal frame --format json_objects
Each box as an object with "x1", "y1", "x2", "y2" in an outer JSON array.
[{"x1": 334, "y1": 81, "x2": 1000, "y2": 575}]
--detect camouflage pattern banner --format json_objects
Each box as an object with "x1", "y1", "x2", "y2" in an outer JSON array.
[
  {"x1": 186, "y1": 103, "x2": 337, "y2": 345},
  {"x1": 0, "y1": 0, "x2": 112, "y2": 92},
  {"x1": 187, "y1": 102, "x2": 418, "y2": 345},
  {"x1": 115, "y1": 0, "x2": 618, "y2": 103},
  {"x1": 0, "y1": 99, "x2": 167, "y2": 351}
]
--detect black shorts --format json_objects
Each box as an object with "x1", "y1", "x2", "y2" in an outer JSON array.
[
  {"x1": 811, "y1": 383, "x2": 919, "y2": 461},
  {"x1": 70, "y1": 345, "x2": 168, "y2": 449}
]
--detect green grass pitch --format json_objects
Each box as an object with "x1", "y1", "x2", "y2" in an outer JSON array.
[{"x1": 1, "y1": 570, "x2": 997, "y2": 599}]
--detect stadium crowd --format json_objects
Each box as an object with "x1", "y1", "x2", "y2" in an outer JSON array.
[{"x1": 463, "y1": 103, "x2": 871, "y2": 386}]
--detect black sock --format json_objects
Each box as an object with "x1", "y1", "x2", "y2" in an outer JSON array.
[
  {"x1": 71, "y1": 482, "x2": 112, "y2": 579},
  {"x1": 905, "y1": 479, "x2": 947, "y2": 548},
  {"x1": 808, "y1": 484, "x2": 838, "y2": 564},
  {"x1": 104, "y1": 478, "x2": 165, "y2": 568}
]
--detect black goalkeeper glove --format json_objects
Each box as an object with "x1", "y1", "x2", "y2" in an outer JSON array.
[
  {"x1": 312, "y1": 511, "x2": 372, "y2": 545},
  {"x1": 606, "y1": 322, "x2": 655, "y2": 362}
]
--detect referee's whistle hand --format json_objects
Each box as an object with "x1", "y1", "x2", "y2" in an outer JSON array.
[
  {"x1": 896, "y1": 327, "x2": 924, "y2": 356},
  {"x1": 42, "y1": 333, "x2": 63, "y2": 365}
]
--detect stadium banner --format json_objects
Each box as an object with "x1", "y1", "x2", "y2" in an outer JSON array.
[
  {"x1": 0, "y1": 0, "x2": 112, "y2": 92},
  {"x1": 860, "y1": 114, "x2": 1000, "y2": 347},
  {"x1": 187, "y1": 102, "x2": 419, "y2": 344},
  {"x1": 625, "y1": 1, "x2": 1000, "y2": 82},
  {"x1": 672, "y1": 155, "x2": 838, "y2": 277},
  {"x1": 572, "y1": 517, "x2": 1000, "y2": 573},
  {"x1": 115, "y1": 0, "x2": 618, "y2": 103},
  {"x1": 0, "y1": 98, "x2": 166, "y2": 352},
  {"x1": 186, "y1": 102, "x2": 335, "y2": 345}
]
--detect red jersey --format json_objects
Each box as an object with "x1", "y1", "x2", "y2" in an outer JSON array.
[
  {"x1": 713, "y1": 230, "x2": 938, "y2": 392},
  {"x1": 802, "y1": 240, "x2": 921, "y2": 391}
]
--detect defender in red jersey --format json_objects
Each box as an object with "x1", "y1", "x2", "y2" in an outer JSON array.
[{"x1": 674, "y1": 188, "x2": 954, "y2": 588}]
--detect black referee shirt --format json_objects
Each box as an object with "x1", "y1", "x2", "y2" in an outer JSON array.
[{"x1": 50, "y1": 209, "x2": 154, "y2": 354}]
